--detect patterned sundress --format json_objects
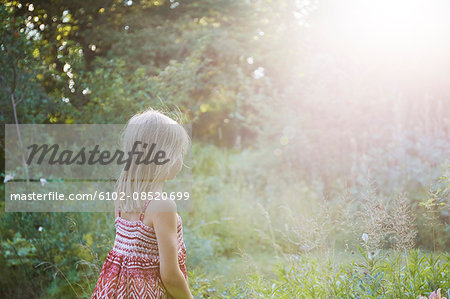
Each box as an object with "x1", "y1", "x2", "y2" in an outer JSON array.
[{"x1": 91, "y1": 200, "x2": 187, "y2": 298}]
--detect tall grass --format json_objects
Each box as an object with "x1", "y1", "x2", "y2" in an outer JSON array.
[{"x1": 190, "y1": 250, "x2": 449, "y2": 298}]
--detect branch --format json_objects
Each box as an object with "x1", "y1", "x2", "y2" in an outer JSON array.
[{"x1": 15, "y1": 93, "x2": 25, "y2": 106}]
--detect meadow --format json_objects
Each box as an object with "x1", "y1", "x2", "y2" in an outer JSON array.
[{"x1": 1, "y1": 142, "x2": 448, "y2": 298}]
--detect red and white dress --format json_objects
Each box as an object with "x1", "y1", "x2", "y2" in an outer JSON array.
[{"x1": 91, "y1": 201, "x2": 187, "y2": 298}]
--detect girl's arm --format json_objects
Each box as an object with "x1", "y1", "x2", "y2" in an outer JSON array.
[{"x1": 152, "y1": 201, "x2": 193, "y2": 299}]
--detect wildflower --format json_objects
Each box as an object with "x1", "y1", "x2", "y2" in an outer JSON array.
[
  {"x1": 38, "y1": 226, "x2": 43, "y2": 232},
  {"x1": 419, "y1": 288, "x2": 447, "y2": 299},
  {"x1": 362, "y1": 233, "x2": 369, "y2": 243},
  {"x1": 368, "y1": 250, "x2": 379, "y2": 260},
  {"x1": 40, "y1": 178, "x2": 47, "y2": 186},
  {"x1": 3, "y1": 174, "x2": 14, "y2": 183}
]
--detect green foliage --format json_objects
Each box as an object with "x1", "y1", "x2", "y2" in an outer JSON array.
[
  {"x1": 0, "y1": 4, "x2": 67, "y2": 124},
  {"x1": 1, "y1": 0, "x2": 275, "y2": 132},
  {"x1": 0, "y1": 207, "x2": 115, "y2": 298}
]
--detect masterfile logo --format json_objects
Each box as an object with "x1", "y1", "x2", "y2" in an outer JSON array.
[{"x1": 4, "y1": 124, "x2": 192, "y2": 212}]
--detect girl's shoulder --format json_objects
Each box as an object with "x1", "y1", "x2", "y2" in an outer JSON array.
[{"x1": 147, "y1": 199, "x2": 178, "y2": 214}]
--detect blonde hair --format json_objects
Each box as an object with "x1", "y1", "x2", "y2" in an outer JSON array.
[{"x1": 116, "y1": 109, "x2": 190, "y2": 212}]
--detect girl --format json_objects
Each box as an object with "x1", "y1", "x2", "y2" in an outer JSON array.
[{"x1": 92, "y1": 110, "x2": 193, "y2": 299}]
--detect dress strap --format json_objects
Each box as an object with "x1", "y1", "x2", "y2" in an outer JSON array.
[
  {"x1": 115, "y1": 203, "x2": 120, "y2": 217},
  {"x1": 139, "y1": 200, "x2": 151, "y2": 221}
]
